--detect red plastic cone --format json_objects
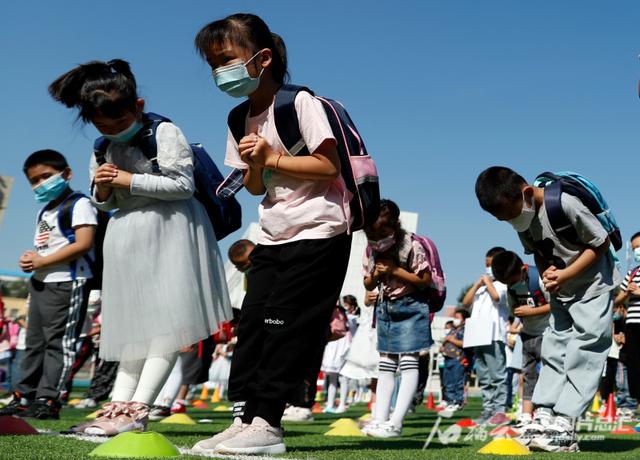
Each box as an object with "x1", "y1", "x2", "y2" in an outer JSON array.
[
  {"x1": 0, "y1": 416, "x2": 39, "y2": 435},
  {"x1": 425, "y1": 393, "x2": 435, "y2": 410},
  {"x1": 601, "y1": 393, "x2": 617, "y2": 422},
  {"x1": 456, "y1": 418, "x2": 477, "y2": 428}
]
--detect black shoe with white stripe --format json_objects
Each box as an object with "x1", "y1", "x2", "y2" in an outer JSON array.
[
  {"x1": 0, "y1": 392, "x2": 31, "y2": 416},
  {"x1": 20, "y1": 398, "x2": 61, "y2": 420},
  {"x1": 529, "y1": 423, "x2": 579, "y2": 452}
]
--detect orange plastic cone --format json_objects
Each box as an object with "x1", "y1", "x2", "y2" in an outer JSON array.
[
  {"x1": 601, "y1": 393, "x2": 617, "y2": 422},
  {"x1": 199, "y1": 386, "x2": 209, "y2": 400},
  {"x1": 425, "y1": 393, "x2": 435, "y2": 410},
  {"x1": 210, "y1": 387, "x2": 221, "y2": 403},
  {"x1": 312, "y1": 402, "x2": 322, "y2": 414}
]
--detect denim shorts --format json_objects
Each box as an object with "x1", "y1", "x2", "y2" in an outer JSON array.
[{"x1": 376, "y1": 295, "x2": 432, "y2": 354}]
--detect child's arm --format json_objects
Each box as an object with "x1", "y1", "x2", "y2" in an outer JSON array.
[
  {"x1": 20, "y1": 225, "x2": 95, "y2": 272},
  {"x1": 543, "y1": 238, "x2": 610, "y2": 293},
  {"x1": 483, "y1": 275, "x2": 502, "y2": 303},
  {"x1": 249, "y1": 136, "x2": 340, "y2": 181},
  {"x1": 390, "y1": 266, "x2": 431, "y2": 289},
  {"x1": 461, "y1": 278, "x2": 484, "y2": 308},
  {"x1": 513, "y1": 303, "x2": 551, "y2": 318}
]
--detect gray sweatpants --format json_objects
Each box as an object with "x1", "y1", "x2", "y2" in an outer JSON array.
[
  {"x1": 532, "y1": 291, "x2": 613, "y2": 417},
  {"x1": 475, "y1": 340, "x2": 507, "y2": 415},
  {"x1": 17, "y1": 278, "x2": 88, "y2": 401}
]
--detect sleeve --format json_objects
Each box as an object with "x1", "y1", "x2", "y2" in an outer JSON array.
[
  {"x1": 224, "y1": 127, "x2": 248, "y2": 170},
  {"x1": 89, "y1": 153, "x2": 118, "y2": 211},
  {"x1": 561, "y1": 194, "x2": 608, "y2": 248},
  {"x1": 409, "y1": 239, "x2": 430, "y2": 275},
  {"x1": 294, "y1": 92, "x2": 336, "y2": 154},
  {"x1": 620, "y1": 270, "x2": 632, "y2": 290},
  {"x1": 129, "y1": 123, "x2": 195, "y2": 200},
  {"x1": 71, "y1": 198, "x2": 98, "y2": 229},
  {"x1": 539, "y1": 277, "x2": 551, "y2": 302},
  {"x1": 362, "y1": 248, "x2": 374, "y2": 277}
]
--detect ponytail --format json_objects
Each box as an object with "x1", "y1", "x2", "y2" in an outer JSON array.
[{"x1": 49, "y1": 59, "x2": 138, "y2": 122}]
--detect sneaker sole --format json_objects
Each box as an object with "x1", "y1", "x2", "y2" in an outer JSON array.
[
  {"x1": 529, "y1": 441, "x2": 579, "y2": 452},
  {"x1": 215, "y1": 443, "x2": 286, "y2": 455}
]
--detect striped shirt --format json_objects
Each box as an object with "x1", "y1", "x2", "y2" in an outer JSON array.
[{"x1": 621, "y1": 268, "x2": 640, "y2": 324}]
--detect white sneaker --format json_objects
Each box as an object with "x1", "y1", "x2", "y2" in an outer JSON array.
[
  {"x1": 440, "y1": 403, "x2": 461, "y2": 418},
  {"x1": 215, "y1": 417, "x2": 286, "y2": 455},
  {"x1": 333, "y1": 405, "x2": 347, "y2": 414},
  {"x1": 360, "y1": 419, "x2": 381, "y2": 436},
  {"x1": 192, "y1": 418, "x2": 249, "y2": 453},
  {"x1": 365, "y1": 420, "x2": 402, "y2": 438},
  {"x1": 281, "y1": 406, "x2": 314, "y2": 422},
  {"x1": 529, "y1": 423, "x2": 579, "y2": 452},
  {"x1": 74, "y1": 398, "x2": 98, "y2": 409}
]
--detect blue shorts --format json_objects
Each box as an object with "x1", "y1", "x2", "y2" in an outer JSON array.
[{"x1": 376, "y1": 294, "x2": 432, "y2": 354}]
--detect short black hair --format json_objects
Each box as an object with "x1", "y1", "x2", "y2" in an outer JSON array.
[
  {"x1": 631, "y1": 232, "x2": 640, "y2": 243},
  {"x1": 228, "y1": 239, "x2": 255, "y2": 260},
  {"x1": 445, "y1": 320, "x2": 454, "y2": 326},
  {"x1": 486, "y1": 246, "x2": 506, "y2": 258},
  {"x1": 475, "y1": 166, "x2": 527, "y2": 214},
  {"x1": 454, "y1": 308, "x2": 470, "y2": 319},
  {"x1": 23, "y1": 149, "x2": 69, "y2": 175},
  {"x1": 491, "y1": 251, "x2": 524, "y2": 284}
]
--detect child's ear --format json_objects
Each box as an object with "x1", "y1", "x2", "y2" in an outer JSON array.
[
  {"x1": 522, "y1": 185, "x2": 534, "y2": 200},
  {"x1": 135, "y1": 98, "x2": 145, "y2": 115},
  {"x1": 259, "y1": 48, "x2": 272, "y2": 69},
  {"x1": 63, "y1": 168, "x2": 73, "y2": 181}
]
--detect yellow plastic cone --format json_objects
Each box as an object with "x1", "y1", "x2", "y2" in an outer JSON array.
[
  {"x1": 159, "y1": 413, "x2": 196, "y2": 425},
  {"x1": 478, "y1": 438, "x2": 530, "y2": 455},
  {"x1": 591, "y1": 394, "x2": 601, "y2": 413},
  {"x1": 324, "y1": 419, "x2": 365, "y2": 437},
  {"x1": 199, "y1": 386, "x2": 209, "y2": 400},
  {"x1": 86, "y1": 410, "x2": 100, "y2": 419},
  {"x1": 213, "y1": 405, "x2": 231, "y2": 412},
  {"x1": 329, "y1": 418, "x2": 357, "y2": 428},
  {"x1": 68, "y1": 398, "x2": 82, "y2": 406},
  {"x1": 210, "y1": 387, "x2": 221, "y2": 403},
  {"x1": 358, "y1": 413, "x2": 372, "y2": 422}
]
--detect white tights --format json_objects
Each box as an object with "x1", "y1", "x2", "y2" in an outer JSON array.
[{"x1": 111, "y1": 351, "x2": 178, "y2": 406}]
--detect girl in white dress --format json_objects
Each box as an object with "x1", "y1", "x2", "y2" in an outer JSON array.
[{"x1": 49, "y1": 59, "x2": 231, "y2": 435}]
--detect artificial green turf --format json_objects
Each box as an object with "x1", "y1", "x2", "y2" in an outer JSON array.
[{"x1": 1, "y1": 398, "x2": 640, "y2": 459}]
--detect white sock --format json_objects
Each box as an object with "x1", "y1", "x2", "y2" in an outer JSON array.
[
  {"x1": 389, "y1": 355, "x2": 419, "y2": 429},
  {"x1": 338, "y1": 375, "x2": 348, "y2": 408},
  {"x1": 374, "y1": 356, "x2": 399, "y2": 422},
  {"x1": 152, "y1": 356, "x2": 183, "y2": 407},
  {"x1": 111, "y1": 359, "x2": 145, "y2": 402},
  {"x1": 130, "y1": 353, "x2": 178, "y2": 405},
  {"x1": 326, "y1": 372, "x2": 338, "y2": 408}
]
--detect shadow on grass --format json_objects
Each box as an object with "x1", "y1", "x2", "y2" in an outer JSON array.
[
  {"x1": 289, "y1": 438, "x2": 471, "y2": 452},
  {"x1": 580, "y1": 438, "x2": 640, "y2": 453}
]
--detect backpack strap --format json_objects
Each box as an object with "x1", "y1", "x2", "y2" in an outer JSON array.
[
  {"x1": 55, "y1": 191, "x2": 87, "y2": 280},
  {"x1": 228, "y1": 100, "x2": 251, "y2": 146},
  {"x1": 273, "y1": 84, "x2": 313, "y2": 156},
  {"x1": 542, "y1": 178, "x2": 581, "y2": 246}
]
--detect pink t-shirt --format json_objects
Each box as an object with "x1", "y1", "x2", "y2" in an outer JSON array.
[
  {"x1": 224, "y1": 91, "x2": 349, "y2": 245},
  {"x1": 363, "y1": 233, "x2": 431, "y2": 300}
]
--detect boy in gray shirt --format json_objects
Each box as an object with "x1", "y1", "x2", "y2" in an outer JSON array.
[
  {"x1": 491, "y1": 251, "x2": 550, "y2": 439},
  {"x1": 475, "y1": 166, "x2": 621, "y2": 453}
]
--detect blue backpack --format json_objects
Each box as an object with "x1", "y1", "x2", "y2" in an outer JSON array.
[
  {"x1": 534, "y1": 171, "x2": 622, "y2": 251},
  {"x1": 218, "y1": 84, "x2": 380, "y2": 232},
  {"x1": 506, "y1": 266, "x2": 547, "y2": 308},
  {"x1": 93, "y1": 113, "x2": 242, "y2": 241}
]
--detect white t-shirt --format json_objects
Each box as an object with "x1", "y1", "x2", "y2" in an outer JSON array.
[
  {"x1": 469, "y1": 281, "x2": 509, "y2": 343},
  {"x1": 224, "y1": 91, "x2": 349, "y2": 245},
  {"x1": 33, "y1": 196, "x2": 98, "y2": 282}
]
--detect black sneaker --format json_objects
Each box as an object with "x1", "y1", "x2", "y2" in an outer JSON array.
[
  {"x1": 20, "y1": 398, "x2": 61, "y2": 420},
  {"x1": 0, "y1": 392, "x2": 30, "y2": 416},
  {"x1": 148, "y1": 405, "x2": 171, "y2": 421}
]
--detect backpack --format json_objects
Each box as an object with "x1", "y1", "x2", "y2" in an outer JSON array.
[
  {"x1": 533, "y1": 171, "x2": 622, "y2": 251},
  {"x1": 328, "y1": 304, "x2": 349, "y2": 342},
  {"x1": 220, "y1": 84, "x2": 380, "y2": 232},
  {"x1": 507, "y1": 265, "x2": 547, "y2": 308},
  {"x1": 410, "y1": 234, "x2": 447, "y2": 313},
  {"x1": 37, "y1": 191, "x2": 109, "y2": 289},
  {"x1": 93, "y1": 112, "x2": 242, "y2": 241}
]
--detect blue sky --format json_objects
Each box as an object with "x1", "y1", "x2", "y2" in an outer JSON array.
[{"x1": 1, "y1": 1, "x2": 638, "y2": 303}]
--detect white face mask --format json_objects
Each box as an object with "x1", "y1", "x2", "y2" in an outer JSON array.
[
  {"x1": 452, "y1": 318, "x2": 462, "y2": 327},
  {"x1": 485, "y1": 267, "x2": 494, "y2": 278},
  {"x1": 507, "y1": 192, "x2": 536, "y2": 233}
]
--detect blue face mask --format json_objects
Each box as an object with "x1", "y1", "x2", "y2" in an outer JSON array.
[
  {"x1": 613, "y1": 312, "x2": 623, "y2": 321},
  {"x1": 634, "y1": 247, "x2": 640, "y2": 263},
  {"x1": 33, "y1": 173, "x2": 69, "y2": 203},
  {"x1": 213, "y1": 51, "x2": 264, "y2": 98},
  {"x1": 103, "y1": 119, "x2": 143, "y2": 143}
]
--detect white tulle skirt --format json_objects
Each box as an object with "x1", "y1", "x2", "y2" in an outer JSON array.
[
  {"x1": 99, "y1": 197, "x2": 232, "y2": 361},
  {"x1": 340, "y1": 306, "x2": 379, "y2": 380}
]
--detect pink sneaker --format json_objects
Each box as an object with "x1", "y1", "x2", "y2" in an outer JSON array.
[
  {"x1": 171, "y1": 401, "x2": 186, "y2": 414},
  {"x1": 487, "y1": 412, "x2": 510, "y2": 426},
  {"x1": 84, "y1": 402, "x2": 149, "y2": 436}
]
